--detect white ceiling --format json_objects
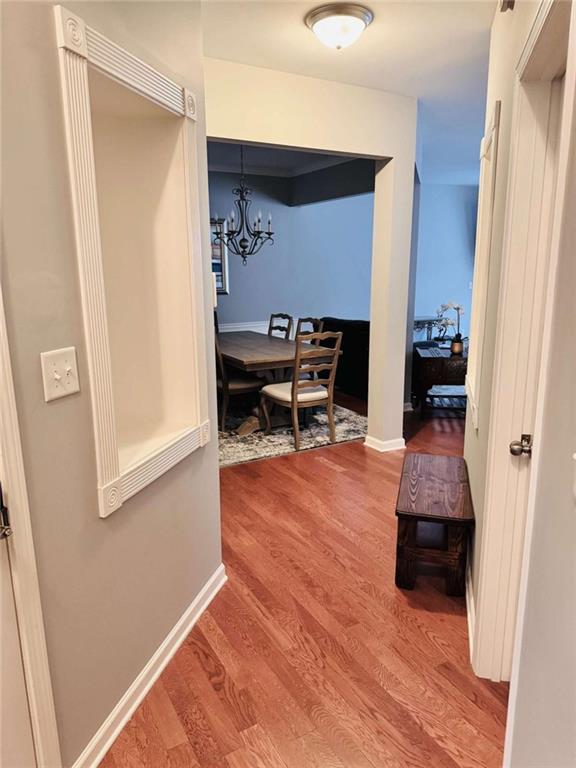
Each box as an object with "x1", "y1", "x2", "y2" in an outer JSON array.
[{"x1": 202, "y1": 1, "x2": 495, "y2": 184}]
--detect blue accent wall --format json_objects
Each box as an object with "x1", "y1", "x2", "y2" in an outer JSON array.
[
  {"x1": 209, "y1": 171, "x2": 374, "y2": 325},
  {"x1": 414, "y1": 184, "x2": 478, "y2": 337},
  {"x1": 210, "y1": 173, "x2": 479, "y2": 344}
]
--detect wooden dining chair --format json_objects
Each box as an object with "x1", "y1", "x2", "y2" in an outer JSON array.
[
  {"x1": 260, "y1": 331, "x2": 343, "y2": 451},
  {"x1": 268, "y1": 313, "x2": 293, "y2": 340},
  {"x1": 215, "y1": 334, "x2": 263, "y2": 432},
  {"x1": 295, "y1": 317, "x2": 324, "y2": 342}
]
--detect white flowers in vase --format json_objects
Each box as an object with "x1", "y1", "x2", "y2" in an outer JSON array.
[{"x1": 435, "y1": 301, "x2": 465, "y2": 340}]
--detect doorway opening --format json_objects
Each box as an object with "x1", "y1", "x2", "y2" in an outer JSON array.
[
  {"x1": 208, "y1": 139, "x2": 379, "y2": 466},
  {"x1": 404, "y1": 167, "x2": 481, "y2": 453}
]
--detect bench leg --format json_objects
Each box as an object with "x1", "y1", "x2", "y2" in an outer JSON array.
[
  {"x1": 395, "y1": 519, "x2": 417, "y2": 590},
  {"x1": 446, "y1": 525, "x2": 467, "y2": 596}
]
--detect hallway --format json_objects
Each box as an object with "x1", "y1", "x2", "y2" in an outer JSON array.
[{"x1": 101, "y1": 420, "x2": 507, "y2": 767}]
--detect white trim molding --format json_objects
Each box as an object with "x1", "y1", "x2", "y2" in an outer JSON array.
[
  {"x1": 119, "y1": 421, "x2": 211, "y2": 507},
  {"x1": 465, "y1": 560, "x2": 476, "y2": 661},
  {"x1": 54, "y1": 6, "x2": 209, "y2": 518},
  {"x1": 72, "y1": 564, "x2": 227, "y2": 768},
  {"x1": 516, "y1": 0, "x2": 571, "y2": 81},
  {"x1": 364, "y1": 435, "x2": 406, "y2": 453},
  {"x1": 0, "y1": 289, "x2": 62, "y2": 766},
  {"x1": 54, "y1": 6, "x2": 197, "y2": 118},
  {"x1": 466, "y1": 100, "x2": 501, "y2": 432},
  {"x1": 54, "y1": 6, "x2": 87, "y2": 57},
  {"x1": 219, "y1": 320, "x2": 270, "y2": 335}
]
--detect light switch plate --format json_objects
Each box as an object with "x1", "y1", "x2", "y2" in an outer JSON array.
[{"x1": 40, "y1": 346, "x2": 80, "y2": 402}]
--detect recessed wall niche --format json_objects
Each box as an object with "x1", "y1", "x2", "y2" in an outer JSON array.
[
  {"x1": 55, "y1": 6, "x2": 210, "y2": 517},
  {"x1": 89, "y1": 68, "x2": 198, "y2": 470}
]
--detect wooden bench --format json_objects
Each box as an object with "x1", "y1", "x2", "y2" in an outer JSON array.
[{"x1": 394, "y1": 453, "x2": 474, "y2": 596}]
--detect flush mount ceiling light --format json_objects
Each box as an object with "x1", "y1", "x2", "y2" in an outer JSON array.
[{"x1": 305, "y1": 3, "x2": 374, "y2": 50}]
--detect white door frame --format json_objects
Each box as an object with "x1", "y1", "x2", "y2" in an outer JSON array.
[
  {"x1": 472, "y1": 0, "x2": 573, "y2": 682},
  {"x1": 0, "y1": 286, "x2": 62, "y2": 765}
]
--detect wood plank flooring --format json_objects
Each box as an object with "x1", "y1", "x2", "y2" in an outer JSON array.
[{"x1": 101, "y1": 417, "x2": 508, "y2": 768}]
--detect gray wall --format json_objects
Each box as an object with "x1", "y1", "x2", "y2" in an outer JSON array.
[
  {"x1": 2, "y1": 4, "x2": 221, "y2": 765},
  {"x1": 209, "y1": 171, "x2": 374, "y2": 325},
  {"x1": 414, "y1": 184, "x2": 478, "y2": 337}
]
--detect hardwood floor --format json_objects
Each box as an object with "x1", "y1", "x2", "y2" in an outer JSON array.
[
  {"x1": 333, "y1": 390, "x2": 368, "y2": 416},
  {"x1": 101, "y1": 417, "x2": 508, "y2": 768}
]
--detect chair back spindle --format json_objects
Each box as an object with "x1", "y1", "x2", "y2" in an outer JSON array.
[
  {"x1": 292, "y1": 331, "x2": 342, "y2": 400},
  {"x1": 268, "y1": 313, "x2": 293, "y2": 340},
  {"x1": 295, "y1": 317, "x2": 324, "y2": 343}
]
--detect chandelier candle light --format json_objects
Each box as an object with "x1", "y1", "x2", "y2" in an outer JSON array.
[{"x1": 212, "y1": 145, "x2": 274, "y2": 265}]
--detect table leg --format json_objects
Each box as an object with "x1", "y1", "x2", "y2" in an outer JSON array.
[
  {"x1": 395, "y1": 519, "x2": 417, "y2": 590},
  {"x1": 445, "y1": 525, "x2": 467, "y2": 596},
  {"x1": 235, "y1": 414, "x2": 262, "y2": 437},
  {"x1": 419, "y1": 385, "x2": 428, "y2": 419},
  {"x1": 233, "y1": 368, "x2": 293, "y2": 436}
]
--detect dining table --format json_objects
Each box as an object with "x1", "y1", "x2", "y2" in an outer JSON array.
[{"x1": 217, "y1": 330, "x2": 336, "y2": 434}]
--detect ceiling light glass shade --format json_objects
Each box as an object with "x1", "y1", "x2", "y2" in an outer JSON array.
[{"x1": 306, "y1": 4, "x2": 373, "y2": 50}]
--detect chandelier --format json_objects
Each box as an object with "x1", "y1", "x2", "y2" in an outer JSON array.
[{"x1": 212, "y1": 145, "x2": 274, "y2": 265}]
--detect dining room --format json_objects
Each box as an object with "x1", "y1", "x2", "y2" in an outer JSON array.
[{"x1": 208, "y1": 140, "x2": 375, "y2": 466}]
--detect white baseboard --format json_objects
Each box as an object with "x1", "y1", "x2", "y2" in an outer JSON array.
[
  {"x1": 72, "y1": 564, "x2": 227, "y2": 768},
  {"x1": 465, "y1": 560, "x2": 476, "y2": 662},
  {"x1": 219, "y1": 320, "x2": 269, "y2": 334},
  {"x1": 364, "y1": 435, "x2": 406, "y2": 453}
]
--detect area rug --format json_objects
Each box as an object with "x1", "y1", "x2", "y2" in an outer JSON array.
[{"x1": 219, "y1": 405, "x2": 367, "y2": 467}]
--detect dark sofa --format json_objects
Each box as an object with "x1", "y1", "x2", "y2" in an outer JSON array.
[{"x1": 321, "y1": 317, "x2": 370, "y2": 400}]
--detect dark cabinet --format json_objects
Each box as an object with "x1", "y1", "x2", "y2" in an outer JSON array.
[{"x1": 412, "y1": 347, "x2": 467, "y2": 417}]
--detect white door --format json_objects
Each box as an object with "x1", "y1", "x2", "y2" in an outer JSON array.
[
  {"x1": 504, "y1": 83, "x2": 576, "y2": 763},
  {"x1": 504, "y1": 3, "x2": 576, "y2": 761},
  {"x1": 473, "y1": 0, "x2": 573, "y2": 681},
  {"x1": 0, "y1": 477, "x2": 37, "y2": 768}
]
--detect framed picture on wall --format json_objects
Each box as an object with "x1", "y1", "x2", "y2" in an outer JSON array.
[{"x1": 210, "y1": 218, "x2": 230, "y2": 295}]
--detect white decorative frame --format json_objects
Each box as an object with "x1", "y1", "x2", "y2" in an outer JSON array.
[{"x1": 54, "y1": 6, "x2": 210, "y2": 518}]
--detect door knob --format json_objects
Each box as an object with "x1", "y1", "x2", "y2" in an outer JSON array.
[
  {"x1": 0, "y1": 483, "x2": 12, "y2": 539},
  {"x1": 509, "y1": 434, "x2": 533, "y2": 457}
]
